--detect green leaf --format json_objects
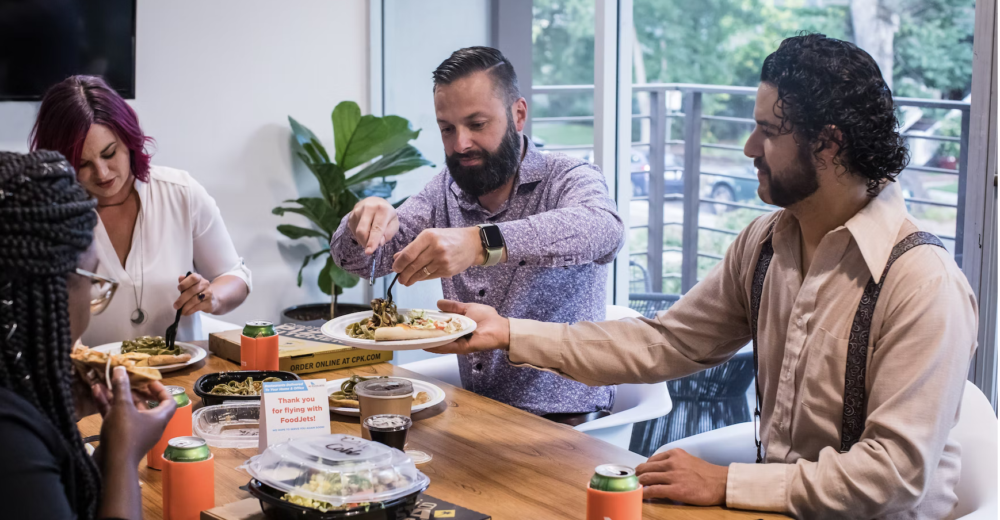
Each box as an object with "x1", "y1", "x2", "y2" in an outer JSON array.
[
  {"x1": 277, "y1": 224, "x2": 328, "y2": 241},
  {"x1": 337, "y1": 189, "x2": 359, "y2": 220},
  {"x1": 318, "y1": 256, "x2": 334, "y2": 295},
  {"x1": 392, "y1": 196, "x2": 409, "y2": 209},
  {"x1": 332, "y1": 102, "x2": 362, "y2": 166},
  {"x1": 380, "y1": 116, "x2": 422, "y2": 157},
  {"x1": 317, "y1": 257, "x2": 359, "y2": 295},
  {"x1": 273, "y1": 198, "x2": 340, "y2": 235},
  {"x1": 340, "y1": 115, "x2": 421, "y2": 171},
  {"x1": 288, "y1": 117, "x2": 329, "y2": 165},
  {"x1": 308, "y1": 162, "x2": 346, "y2": 203},
  {"x1": 296, "y1": 250, "x2": 328, "y2": 287},
  {"x1": 330, "y1": 263, "x2": 360, "y2": 288},
  {"x1": 345, "y1": 145, "x2": 433, "y2": 187}
]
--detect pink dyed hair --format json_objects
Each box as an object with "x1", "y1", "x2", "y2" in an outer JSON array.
[{"x1": 30, "y1": 75, "x2": 154, "y2": 182}]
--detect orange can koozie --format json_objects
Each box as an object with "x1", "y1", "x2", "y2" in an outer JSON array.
[
  {"x1": 240, "y1": 334, "x2": 258, "y2": 370},
  {"x1": 162, "y1": 436, "x2": 215, "y2": 520},
  {"x1": 586, "y1": 465, "x2": 643, "y2": 520},
  {"x1": 146, "y1": 386, "x2": 192, "y2": 470},
  {"x1": 240, "y1": 321, "x2": 279, "y2": 371}
]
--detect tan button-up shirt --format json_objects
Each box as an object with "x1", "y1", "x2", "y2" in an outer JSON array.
[{"x1": 508, "y1": 183, "x2": 978, "y2": 519}]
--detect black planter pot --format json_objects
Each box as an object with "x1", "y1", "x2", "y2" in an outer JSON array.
[{"x1": 281, "y1": 303, "x2": 371, "y2": 328}]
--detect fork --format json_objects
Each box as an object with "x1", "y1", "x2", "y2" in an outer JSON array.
[
  {"x1": 369, "y1": 247, "x2": 382, "y2": 286},
  {"x1": 165, "y1": 271, "x2": 192, "y2": 349},
  {"x1": 386, "y1": 273, "x2": 400, "y2": 306}
]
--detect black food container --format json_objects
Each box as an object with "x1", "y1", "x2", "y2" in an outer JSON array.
[
  {"x1": 248, "y1": 479, "x2": 427, "y2": 520},
  {"x1": 194, "y1": 371, "x2": 300, "y2": 406}
]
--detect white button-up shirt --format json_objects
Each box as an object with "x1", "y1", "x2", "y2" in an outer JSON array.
[{"x1": 83, "y1": 165, "x2": 251, "y2": 346}]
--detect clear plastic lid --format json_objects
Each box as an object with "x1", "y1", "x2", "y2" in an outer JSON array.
[
  {"x1": 355, "y1": 378, "x2": 413, "y2": 398},
  {"x1": 242, "y1": 434, "x2": 429, "y2": 507},
  {"x1": 192, "y1": 402, "x2": 260, "y2": 449}
]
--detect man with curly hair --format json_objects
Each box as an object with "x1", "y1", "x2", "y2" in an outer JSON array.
[{"x1": 427, "y1": 34, "x2": 978, "y2": 519}]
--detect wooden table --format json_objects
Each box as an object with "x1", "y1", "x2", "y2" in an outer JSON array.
[{"x1": 78, "y1": 341, "x2": 785, "y2": 520}]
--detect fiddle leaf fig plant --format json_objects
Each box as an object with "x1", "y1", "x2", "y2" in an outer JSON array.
[{"x1": 274, "y1": 101, "x2": 432, "y2": 316}]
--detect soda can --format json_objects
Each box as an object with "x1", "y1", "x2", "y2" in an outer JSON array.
[
  {"x1": 148, "y1": 385, "x2": 191, "y2": 408},
  {"x1": 587, "y1": 464, "x2": 642, "y2": 520},
  {"x1": 147, "y1": 387, "x2": 192, "y2": 471},
  {"x1": 163, "y1": 436, "x2": 215, "y2": 520},
  {"x1": 163, "y1": 436, "x2": 212, "y2": 462},
  {"x1": 242, "y1": 320, "x2": 276, "y2": 339},
  {"x1": 589, "y1": 464, "x2": 641, "y2": 492}
]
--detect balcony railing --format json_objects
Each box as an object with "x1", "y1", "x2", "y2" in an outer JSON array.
[{"x1": 532, "y1": 83, "x2": 971, "y2": 300}]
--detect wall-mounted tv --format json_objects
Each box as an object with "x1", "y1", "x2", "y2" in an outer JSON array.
[{"x1": 0, "y1": 0, "x2": 136, "y2": 101}]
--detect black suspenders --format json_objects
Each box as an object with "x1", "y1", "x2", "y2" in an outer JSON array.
[{"x1": 749, "y1": 226, "x2": 944, "y2": 463}]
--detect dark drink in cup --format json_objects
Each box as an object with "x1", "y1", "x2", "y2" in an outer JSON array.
[
  {"x1": 364, "y1": 414, "x2": 411, "y2": 451},
  {"x1": 356, "y1": 378, "x2": 413, "y2": 440}
]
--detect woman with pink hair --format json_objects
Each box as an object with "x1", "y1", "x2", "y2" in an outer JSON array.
[{"x1": 31, "y1": 75, "x2": 251, "y2": 346}]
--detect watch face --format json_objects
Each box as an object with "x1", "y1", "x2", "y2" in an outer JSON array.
[{"x1": 481, "y1": 225, "x2": 504, "y2": 248}]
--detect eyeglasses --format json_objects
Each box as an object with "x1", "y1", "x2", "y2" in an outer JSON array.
[{"x1": 75, "y1": 268, "x2": 119, "y2": 315}]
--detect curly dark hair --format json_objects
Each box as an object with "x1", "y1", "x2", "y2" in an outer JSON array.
[{"x1": 760, "y1": 33, "x2": 909, "y2": 195}]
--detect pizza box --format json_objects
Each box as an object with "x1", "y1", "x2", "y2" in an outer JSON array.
[{"x1": 208, "y1": 323, "x2": 392, "y2": 376}]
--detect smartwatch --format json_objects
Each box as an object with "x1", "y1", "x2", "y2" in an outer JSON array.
[{"x1": 477, "y1": 224, "x2": 505, "y2": 267}]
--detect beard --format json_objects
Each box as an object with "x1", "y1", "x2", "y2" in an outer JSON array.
[
  {"x1": 755, "y1": 139, "x2": 819, "y2": 208},
  {"x1": 445, "y1": 112, "x2": 521, "y2": 198}
]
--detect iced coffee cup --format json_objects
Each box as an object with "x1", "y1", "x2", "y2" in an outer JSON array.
[{"x1": 356, "y1": 378, "x2": 413, "y2": 440}]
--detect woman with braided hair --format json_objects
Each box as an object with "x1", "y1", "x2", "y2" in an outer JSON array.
[
  {"x1": 0, "y1": 150, "x2": 176, "y2": 519},
  {"x1": 31, "y1": 75, "x2": 251, "y2": 346}
]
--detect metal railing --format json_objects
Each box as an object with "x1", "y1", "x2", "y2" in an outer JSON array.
[{"x1": 532, "y1": 83, "x2": 971, "y2": 296}]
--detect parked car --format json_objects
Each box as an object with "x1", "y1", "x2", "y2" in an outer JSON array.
[{"x1": 581, "y1": 148, "x2": 760, "y2": 213}]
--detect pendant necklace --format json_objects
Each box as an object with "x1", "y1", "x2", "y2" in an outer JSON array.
[{"x1": 123, "y1": 189, "x2": 146, "y2": 324}]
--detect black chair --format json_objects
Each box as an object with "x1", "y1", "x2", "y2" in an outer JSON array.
[
  {"x1": 625, "y1": 291, "x2": 756, "y2": 457},
  {"x1": 627, "y1": 292, "x2": 680, "y2": 319},
  {"x1": 628, "y1": 260, "x2": 650, "y2": 294},
  {"x1": 629, "y1": 350, "x2": 755, "y2": 457}
]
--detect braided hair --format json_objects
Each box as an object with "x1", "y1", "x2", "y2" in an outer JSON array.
[{"x1": 0, "y1": 150, "x2": 101, "y2": 520}]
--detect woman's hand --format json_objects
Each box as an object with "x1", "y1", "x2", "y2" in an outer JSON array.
[
  {"x1": 98, "y1": 366, "x2": 176, "y2": 467},
  {"x1": 174, "y1": 273, "x2": 216, "y2": 316}
]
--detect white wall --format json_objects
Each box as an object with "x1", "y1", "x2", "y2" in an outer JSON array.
[
  {"x1": 381, "y1": 0, "x2": 492, "y2": 364},
  {"x1": 0, "y1": 0, "x2": 370, "y2": 327},
  {"x1": 381, "y1": 0, "x2": 490, "y2": 308}
]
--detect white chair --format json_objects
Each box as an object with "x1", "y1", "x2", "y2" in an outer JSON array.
[
  {"x1": 654, "y1": 381, "x2": 998, "y2": 520},
  {"x1": 949, "y1": 381, "x2": 998, "y2": 520},
  {"x1": 401, "y1": 305, "x2": 674, "y2": 452},
  {"x1": 653, "y1": 421, "x2": 756, "y2": 464},
  {"x1": 398, "y1": 354, "x2": 462, "y2": 387},
  {"x1": 197, "y1": 314, "x2": 242, "y2": 340}
]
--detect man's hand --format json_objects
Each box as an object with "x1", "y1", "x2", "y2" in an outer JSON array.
[
  {"x1": 392, "y1": 227, "x2": 483, "y2": 286},
  {"x1": 425, "y1": 300, "x2": 511, "y2": 354},
  {"x1": 348, "y1": 197, "x2": 400, "y2": 255},
  {"x1": 635, "y1": 449, "x2": 728, "y2": 506}
]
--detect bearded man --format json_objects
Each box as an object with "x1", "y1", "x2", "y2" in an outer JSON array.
[{"x1": 330, "y1": 46, "x2": 625, "y2": 422}]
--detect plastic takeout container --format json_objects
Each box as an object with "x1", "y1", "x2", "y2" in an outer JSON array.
[
  {"x1": 242, "y1": 434, "x2": 430, "y2": 512},
  {"x1": 192, "y1": 402, "x2": 260, "y2": 449},
  {"x1": 194, "y1": 370, "x2": 300, "y2": 406}
]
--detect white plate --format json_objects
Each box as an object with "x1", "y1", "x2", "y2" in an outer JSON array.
[
  {"x1": 320, "y1": 308, "x2": 476, "y2": 351},
  {"x1": 91, "y1": 341, "x2": 207, "y2": 373},
  {"x1": 325, "y1": 377, "x2": 446, "y2": 417}
]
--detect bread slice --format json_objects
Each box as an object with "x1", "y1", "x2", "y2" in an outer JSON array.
[
  {"x1": 374, "y1": 326, "x2": 448, "y2": 341},
  {"x1": 70, "y1": 344, "x2": 162, "y2": 387}
]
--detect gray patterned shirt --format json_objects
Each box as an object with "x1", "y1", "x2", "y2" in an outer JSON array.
[{"x1": 330, "y1": 138, "x2": 625, "y2": 415}]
